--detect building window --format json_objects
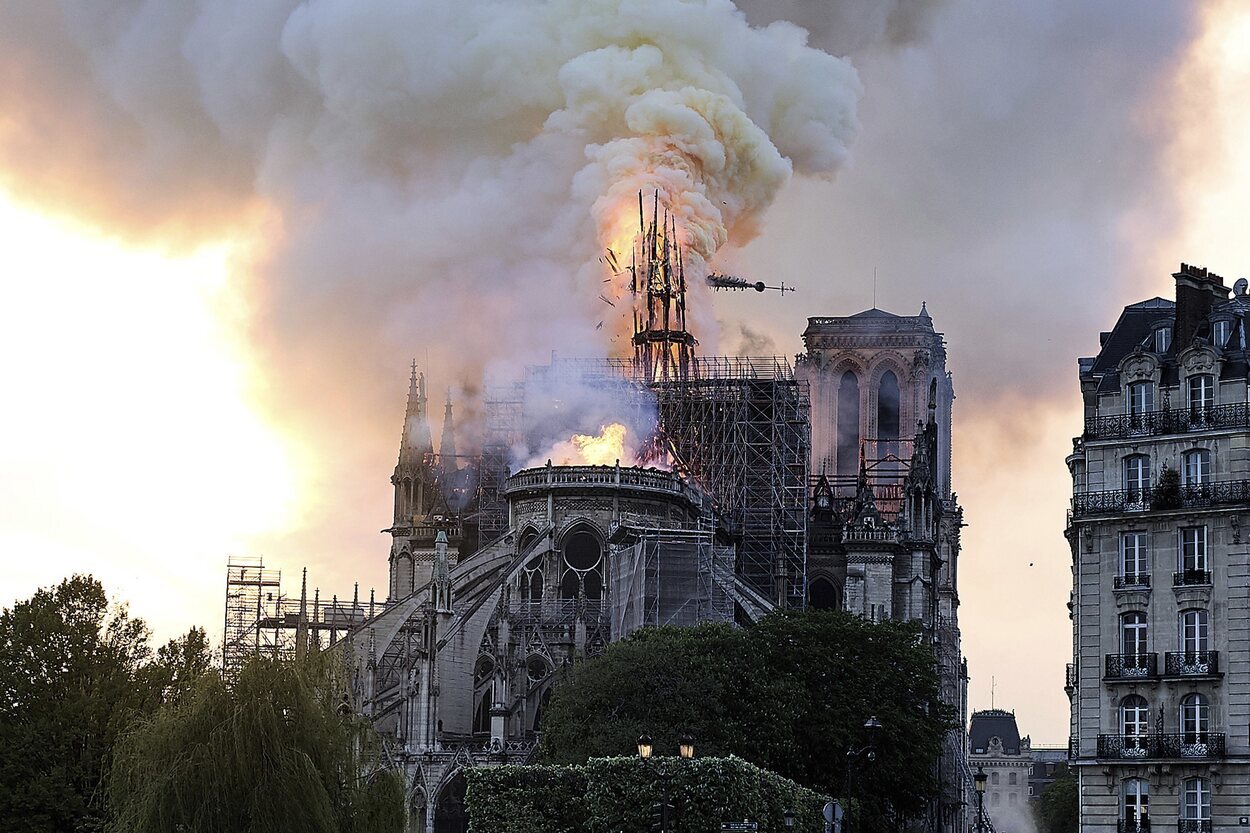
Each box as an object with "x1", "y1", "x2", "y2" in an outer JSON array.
[
  {"x1": 877, "y1": 370, "x2": 900, "y2": 442},
  {"x1": 1123, "y1": 778, "x2": 1149, "y2": 827},
  {"x1": 1128, "y1": 381, "x2": 1154, "y2": 416},
  {"x1": 990, "y1": 771, "x2": 999, "y2": 785},
  {"x1": 520, "y1": 556, "x2": 543, "y2": 602},
  {"x1": 1182, "y1": 449, "x2": 1211, "y2": 486},
  {"x1": 836, "y1": 371, "x2": 860, "y2": 478},
  {"x1": 991, "y1": 793, "x2": 1000, "y2": 806},
  {"x1": 1008, "y1": 772, "x2": 1017, "y2": 785},
  {"x1": 1028, "y1": 786, "x2": 1034, "y2": 796},
  {"x1": 1179, "y1": 526, "x2": 1208, "y2": 575},
  {"x1": 1155, "y1": 327, "x2": 1172, "y2": 352},
  {"x1": 1180, "y1": 694, "x2": 1210, "y2": 741},
  {"x1": 1180, "y1": 609, "x2": 1210, "y2": 655},
  {"x1": 1213, "y1": 319, "x2": 1232, "y2": 348},
  {"x1": 808, "y1": 577, "x2": 840, "y2": 611},
  {"x1": 1121, "y1": 612, "x2": 1148, "y2": 657},
  {"x1": 1009, "y1": 793, "x2": 1017, "y2": 805},
  {"x1": 1124, "y1": 455, "x2": 1151, "y2": 496},
  {"x1": 559, "y1": 529, "x2": 603, "y2": 600},
  {"x1": 1188, "y1": 374, "x2": 1215, "y2": 413},
  {"x1": 1120, "y1": 532, "x2": 1149, "y2": 581},
  {"x1": 1182, "y1": 777, "x2": 1211, "y2": 822},
  {"x1": 1121, "y1": 695, "x2": 1149, "y2": 749}
]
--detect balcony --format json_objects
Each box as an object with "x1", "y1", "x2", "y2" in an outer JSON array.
[
  {"x1": 1065, "y1": 663, "x2": 1078, "y2": 692},
  {"x1": 1173, "y1": 569, "x2": 1213, "y2": 587},
  {"x1": 1177, "y1": 821, "x2": 1212, "y2": 833},
  {"x1": 1097, "y1": 733, "x2": 1226, "y2": 760},
  {"x1": 1085, "y1": 402, "x2": 1250, "y2": 440},
  {"x1": 1114, "y1": 573, "x2": 1152, "y2": 590},
  {"x1": 1071, "y1": 480, "x2": 1250, "y2": 519},
  {"x1": 1105, "y1": 653, "x2": 1157, "y2": 681},
  {"x1": 1163, "y1": 651, "x2": 1220, "y2": 677},
  {"x1": 1118, "y1": 822, "x2": 1150, "y2": 833}
]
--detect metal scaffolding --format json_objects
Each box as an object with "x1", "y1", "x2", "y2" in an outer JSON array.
[
  {"x1": 480, "y1": 355, "x2": 810, "y2": 607},
  {"x1": 222, "y1": 556, "x2": 374, "y2": 679}
]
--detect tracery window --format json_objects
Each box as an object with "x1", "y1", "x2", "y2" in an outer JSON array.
[
  {"x1": 837, "y1": 371, "x2": 860, "y2": 478},
  {"x1": 559, "y1": 529, "x2": 603, "y2": 600}
]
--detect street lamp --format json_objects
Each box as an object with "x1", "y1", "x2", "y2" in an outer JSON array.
[
  {"x1": 784, "y1": 808, "x2": 795, "y2": 829},
  {"x1": 973, "y1": 766, "x2": 987, "y2": 833},
  {"x1": 843, "y1": 716, "x2": 883, "y2": 833},
  {"x1": 638, "y1": 734, "x2": 692, "y2": 833}
]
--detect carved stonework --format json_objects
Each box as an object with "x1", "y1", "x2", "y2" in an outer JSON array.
[
  {"x1": 1120, "y1": 352, "x2": 1159, "y2": 382},
  {"x1": 1181, "y1": 348, "x2": 1217, "y2": 374}
]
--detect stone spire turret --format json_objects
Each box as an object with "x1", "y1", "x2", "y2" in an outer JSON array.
[
  {"x1": 399, "y1": 360, "x2": 433, "y2": 468},
  {"x1": 439, "y1": 389, "x2": 457, "y2": 466}
]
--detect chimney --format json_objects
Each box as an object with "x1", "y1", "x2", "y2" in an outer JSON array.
[{"x1": 1173, "y1": 263, "x2": 1229, "y2": 348}]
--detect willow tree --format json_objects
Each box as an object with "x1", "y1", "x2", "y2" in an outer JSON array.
[{"x1": 108, "y1": 656, "x2": 404, "y2": 833}]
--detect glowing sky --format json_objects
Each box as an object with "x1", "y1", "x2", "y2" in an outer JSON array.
[{"x1": 2, "y1": 0, "x2": 1248, "y2": 746}]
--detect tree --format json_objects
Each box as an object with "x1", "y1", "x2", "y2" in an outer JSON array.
[
  {"x1": 1035, "y1": 771, "x2": 1078, "y2": 833},
  {"x1": 0, "y1": 575, "x2": 153, "y2": 832},
  {"x1": 107, "y1": 655, "x2": 405, "y2": 833},
  {"x1": 539, "y1": 611, "x2": 952, "y2": 833}
]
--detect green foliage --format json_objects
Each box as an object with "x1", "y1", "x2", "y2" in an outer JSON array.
[
  {"x1": 466, "y1": 755, "x2": 825, "y2": 833},
  {"x1": 1155, "y1": 463, "x2": 1182, "y2": 508},
  {"x1": 107, "y1": 654, "x2": 404, "y2": 833},
  {"x1": 1035, "y1": 771, "x2": 1078, "y2": 833},
  {"x1": 539, "y1": 611, "x2": 952, "y2": 833},
  {"x1": 0, "y1": 574, "x2": 157, "y2": 832}
]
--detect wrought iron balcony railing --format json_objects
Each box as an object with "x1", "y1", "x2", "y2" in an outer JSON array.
[
  {"x1": 1072, "y1": 480, "x2": 1250, "y2": 518},
  {"x1": 1118, "y1": 820, "x2": 1151, "y2": 833},
  {"x1": 1085, "y1": 402, "x2": 1250, "y2": 440},
  {"x1": 1177, "y1": 821, "x2": 1212, "y2": 833},
  {"x1": 1164, "y1": 651, "x2": 1220, "y2": 676},
  {"x1": 1114, "y1": 573, "x2": 1152, "y2": 590},
  {"x1": 1106, "y1": 653, "x2": 1157, "y2": 680},
  {"x1": 1173, "y1": 569, "x2": 1213, "y2": 586},
  {"x1": 1097, "y1": 733, "x2": 1226, "y2": 760}
]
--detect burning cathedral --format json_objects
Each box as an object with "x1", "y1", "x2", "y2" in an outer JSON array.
[{"x1": 224, "y1": 206, "x2": 970, "y2": 833}]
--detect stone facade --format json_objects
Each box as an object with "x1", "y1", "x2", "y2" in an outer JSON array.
[
  {"x1": 797, "y1": 306, "x2": 970, "y2": 833},
  {"x1": 1068, "y1": 264, "x2": 1250, "y2": 831}
]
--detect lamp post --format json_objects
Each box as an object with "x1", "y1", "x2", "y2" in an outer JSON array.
[
  {"x1": 973, "y1": 766, "x2": 987, "y2": 833},
  {"x1": 784, "y1": 808, "x2": 796, "y2": 830},
  {"x1": 638, "y1": 734, "x2": 693, "y2": 833},
  {"x1": 843, "y1": 716, "x2": 883, "y2": 833}
]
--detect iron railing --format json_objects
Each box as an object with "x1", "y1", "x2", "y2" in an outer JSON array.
[
  {"x1": 1105, "y1": 653, "x2": 1157, "y2": 680},
  {"x1": 1097, "y1": 733, "x2": 1226, "y2": 760},
  {"x1": 1114, "y1": 573, "x2": 1152, "y2": 590},
  {"x1": 1065, "y1": 663, "x2": 1078, "y2": 691},
  {"x1": 1118, "y1": 821, "x2": 1150, "y2": 833},
  {"x1": 1173, "y1": 569, "x2": 1213, "y2": 586},
  {"x1": 1072, "y1": 480, "x2": 1250, "y2": 518},
  {"x1": 1177, "y1": 821, "x2": 1212, "y2": 833},
  {"x1": 1164, "y1": 651, "x2": 1220, "y2": 676},
  {"x1": 1085, "y1": 402, "x2": 1250, "y2": 440}
]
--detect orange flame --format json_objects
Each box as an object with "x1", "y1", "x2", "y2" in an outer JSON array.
[{"x1": 547, "y1": 423, "x2": 629, "y2": 466}]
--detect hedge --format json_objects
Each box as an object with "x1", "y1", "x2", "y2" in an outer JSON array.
[{"x1": 466, "y1": 755, "x2": 828, "y2": 833}]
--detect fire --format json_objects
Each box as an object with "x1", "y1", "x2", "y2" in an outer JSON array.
[{"x1": 547, "y1": 423, "x2": 629, "y2": 466}]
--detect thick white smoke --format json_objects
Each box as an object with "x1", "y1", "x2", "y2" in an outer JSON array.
[{"x1": 0, "y1": 0, "x2": 861, "y2": 369}]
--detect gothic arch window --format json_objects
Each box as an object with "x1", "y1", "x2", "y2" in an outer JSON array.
[
  {"x1": 877, "y1": 370, "x2": 901, "y2": 442},
  {"x1": 520, "y1": 555, "x2": 544, "y2": 602},
  {"x1": 518, "y1": 527, "x2": 539, "y2": 554},
  {"x1": 559, "y1": 527, "x2": 604, "y2": 600},
  {"x1": 474, "y1": 656, "x2": 494, "y2": 687},
  {"x1": 533, "y1": 687, "x2": 552, "y2": 732},
  {"x1": 837, "y1": 371, "x2": 860, "y2": 478},
  {"x1": 472, "y1": 691, "x2": 491, "y2": 735},
  {"x1": 526, "y1": 655, "x2": 550, "y2": 687},
  {"x1": 808, "y1": 577, "x2": 840, "y2": 611},
  {"x1": 395, "y1": 551, "x2": 414, "y2": 597},
  {"x1": 434, "y1": 771, "x2": 468, "y2": 833}
]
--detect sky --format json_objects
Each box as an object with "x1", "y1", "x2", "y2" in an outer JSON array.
[{"x1": 2, "y1": 0, "x2": 1249, "y2": 746}]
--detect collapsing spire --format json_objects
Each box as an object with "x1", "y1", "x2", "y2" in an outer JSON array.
[{"x1": 629, "y1": 192, "x2": 698, "y2": 382}]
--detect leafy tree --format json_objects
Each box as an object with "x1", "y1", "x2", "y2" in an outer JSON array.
[
  {"x1": 1035, "y1": 771, "x2": 1078, "y2": 833},
  {"x1": 539, "y1": 611, "x2": 952, "y2": 833},
  {"x1": 0, "y1": 574, "x2": 153, "y2": 832},
  {"x1": 107, "y1": 655, "x2": 404, "y2": 833}
]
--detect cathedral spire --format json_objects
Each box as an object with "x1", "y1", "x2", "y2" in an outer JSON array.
[
  {"x1": 398, "y1": 360, "x2": 433, "y2": 466},
  {"x1": 439, "y1": 389, "x2": 457, "y2": 464}
]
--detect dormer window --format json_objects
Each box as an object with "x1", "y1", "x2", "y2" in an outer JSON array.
[
  {"x1": 1212, "y1": 318, "x2": 1232, "y2": 348},
  {"x1": 1155, "y1": 326, "x2": 1172, "y2": 353}
]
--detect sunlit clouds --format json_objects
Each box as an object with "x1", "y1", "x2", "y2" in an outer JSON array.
[{"x1": 0, "y1": 192, "x2": 299, "y2": 636}]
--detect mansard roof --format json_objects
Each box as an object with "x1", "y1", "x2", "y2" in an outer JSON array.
[
  {"x1": 969, "y1": 708, "x2": 1022, "y2": 755},
  {"x1": 1089, "y1": 297, "x2": 1175, "y2": 375}
]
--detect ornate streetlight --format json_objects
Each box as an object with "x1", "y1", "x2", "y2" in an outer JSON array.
[
  {"x1": 973, "y1": 766, "x2": 987, "y2": 833},
  {"x1": 637, "y1": 734, "x2": 693, "y2": 832},
  {"x1": 843, "y1": 716, "x2": 883, "y2": 833}
]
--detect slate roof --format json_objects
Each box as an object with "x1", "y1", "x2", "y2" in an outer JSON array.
[{"x1": 969, "y1": 708, "x2": 1022, "y2": 755}]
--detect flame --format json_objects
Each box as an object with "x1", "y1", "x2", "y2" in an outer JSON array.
[{"x1": 547, "y1": 423, "x2": 629, "y2": 466}]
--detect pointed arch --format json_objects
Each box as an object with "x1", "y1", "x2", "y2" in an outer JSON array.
[{"x1": 836, "y1": 370, "x2": 860, "y2": 478}]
